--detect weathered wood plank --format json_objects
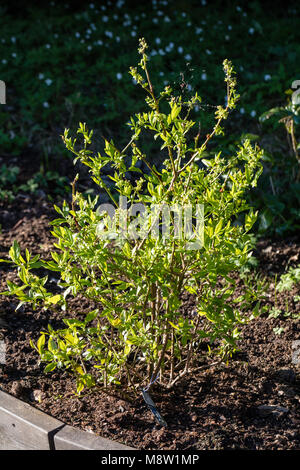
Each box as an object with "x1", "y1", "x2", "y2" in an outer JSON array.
[{"x1": 0, "y1": 389, "x2": 63, "y2": 450}]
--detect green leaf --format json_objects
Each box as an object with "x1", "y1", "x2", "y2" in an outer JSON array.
[
  {"x1": 258, "y1": 209, "x2": 273, "y2": 232},
  {"x1": 76, "y1": 380, "x2": 85, "y2": 393},
  {"x1": 47, "y1": 294, "x2": 62, "y2": 304},
  {"x1": 44, "y1": 362, "x2": 57, "y2": 373},
  {"x1": 169, "y1": 321, "x2": 179, "y2": 330},
  {"x1": 48, "y1": 338, "x2": 58, "y2": 353},
  {"x1": 85, "y1": 310, "x2": 99, "y2": 323},
  {"x1": 37, "y1": 334, "x2": 46, "y2": 354},
  {"x1": 170, "y1": 103, "x2": 181, "y2": 121}
]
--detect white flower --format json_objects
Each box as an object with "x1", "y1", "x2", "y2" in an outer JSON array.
[
  {"x1": 152, "y1": 18, "x2": 158, "y2": 24},
  {"x1": 264, "y1": 74, "x2": 271, "y2": 81},
  {"x1": 131, "y1": 31, "x2": 136, "y2": 37},
  {"x1": 45, "y1": 78, "x2": 52, "y2": 86},
  {"x1": 228, "y1": 25, "x2": 232, "y2": 30},
  {"x1": 38, "y1": 73, "x2": 44, "y2": 80},
  {"x1": 90, "y1": 3, "x2": 95, "y2": 8},
  {"x1": 164, "y1": 16, "x2": 171, "y2": 22},
  {"x1": 113, "y1": 14, "x2": 118, "y2": 20},
  {"x1": 178, "y1": 46, "x2": 183, "y2": 53},
  {"x1": 115, "y1": 36, "x2": 120, "y2": 42},
  {"x1": 102, "y1": 15, "x2": 108, "y2": 22},
  {"x1": 96, "y1": 39, "x2": 103, "y2": 45},
  {"x1": 75, "y1": 32, "x2": 80, "y2": 38},
  {"x1": 184, "y1": 53, "x2": 192, "y2": 61},
  {"x1": 201, "y1": 0, "x2": 207, "y2": 4},
  {"x1": 159, "y1": 71, "x2": 164, "y2": 76},
  {"x1": 225, "y1": 35, "x2": 230, "y2": 41},
  {"x1": 105, "y1": 31, "x2": 113, "y2": 38},
  {"x1": 43, "y1": 102, "x2": 49, "y2": 108},
  {"x1": 116, "y1": 73, "x2": 122, "y2": 80},
  {"x1": 150, "y1": 49, "x2": 158, "y2": 56},
  {"x1": 45, "y1": 44, "x2": 51, "y2": 49},
  {"x1": 248, "y1": 27, "x2": 255, "y2": 34},
  {"x1": 206, "y1": 49, "x2": 212, "y2": 55},
  {"x1": 12, "y1": 52, "x2": 17, "y2": 58},
  {"x1": 240, "y1": 107, "x2": 245, "y2": 114},
  {"x1": 155, "y1": 37, "x2": 161, "y2": 44},
  {"x1": 181, "y1": 12, "x2": 186, "y2": 17},
  {"x1": 201, "y1": 72, "x2": 207, "y2": 80},
  {"x1": 236, "y1": 5, "x2": 242, "y2": 11},
  {"x1": 87, "y1": 45, "x2": 92, "y2": 51},
  {"x1": 158, "y1": 49, "x2": 165, "y2": 55},
  {"x1": 86, "y1": 29, "x2": 92, "y2": 35},
  {"x1": 2, "y1": 59, "x2": 7, "y2": 64},
  {"x1": 195, "y1": 27, "x2": 203, "y2": 34},
  {"x1": 157, "y1": 10, "x2": 163, "y2": 16},
  {"x1": 250, "y1": 110, "x2": 256, "y2": 117},
  {"x1": 11, "y1": 37, "x2": 16, "y2": 43}
]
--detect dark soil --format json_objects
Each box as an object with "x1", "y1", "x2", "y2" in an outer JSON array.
[{"x1": 0, "y1": 195, "x2": 299, "y2": 450}]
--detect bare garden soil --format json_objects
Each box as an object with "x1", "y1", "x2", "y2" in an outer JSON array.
[{"x1": 0, "y1": 194, "x2": 299, "y2": 451}]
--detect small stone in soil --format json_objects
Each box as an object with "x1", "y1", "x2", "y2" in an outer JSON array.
[
  {"x1": 257, "y1": 405, "x2": 289, "y2": 418},
  {"x1": 278, "y1": 387, "x2": 296, "y2": 398},
  {"x1": 10, "y1": 381, "x2": 25, "y2": 398},
  {"x1": 30, "y1": 389, "x2": 45, "y2": 402},
  {"x1": 275, "y1": 369, "x2": 296, "y2": 383}
]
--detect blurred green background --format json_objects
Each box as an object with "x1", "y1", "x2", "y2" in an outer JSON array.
[{"x1": 0, "y1": 0, "x2": 299, "y2": 237}]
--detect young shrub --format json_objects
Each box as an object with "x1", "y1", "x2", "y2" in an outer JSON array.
[{"x1": 1, "y1": 39, "x2": 263, "y2": 398}]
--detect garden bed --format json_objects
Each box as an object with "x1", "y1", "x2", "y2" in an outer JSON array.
[{"x1": 0, "y1": 195, "x2": 299, "y2": 451}]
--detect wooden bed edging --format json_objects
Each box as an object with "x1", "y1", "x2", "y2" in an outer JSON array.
[{"x1": 0, "y1": 389, "x2": 134, "y2": 450}]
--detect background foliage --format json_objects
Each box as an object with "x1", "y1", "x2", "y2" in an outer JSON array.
[{"x1": 0, "y1": 0, "x2": 299, "y2": 237}]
